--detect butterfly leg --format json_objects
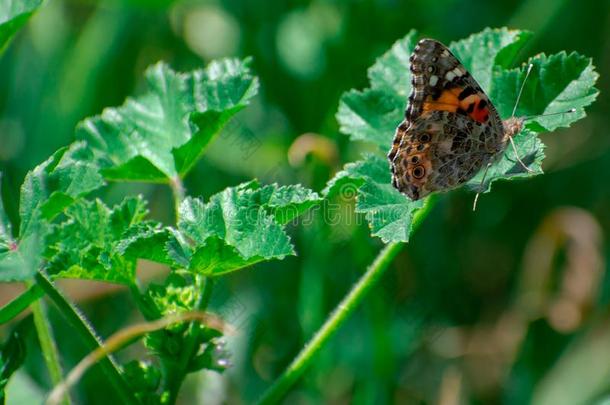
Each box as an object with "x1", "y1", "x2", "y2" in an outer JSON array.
[
  {"x1": 472, "y1": 162, "x2": 492, "y2": 211},
  {"x1": 508, "y1": 135, "x2": 535, "y2": 173}
]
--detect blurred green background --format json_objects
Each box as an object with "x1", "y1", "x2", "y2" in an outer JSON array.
[{"x1": 1, "y1": 0, "x2": 609, "y2": 403}]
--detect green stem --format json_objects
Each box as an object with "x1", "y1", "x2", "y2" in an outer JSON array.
[
  {"x1": 30, "y1": 295, "x2": 69, "y2": 405},
  {"x1": 34, "y1": 273, "x2": 139, "y2": 405},
  {"x1": 0, "y1": 284, "x2": 44, "y2": 324},
  {"x1": 165, "y1": 276, "x2": 215, "y2": 404},
  {"x1": 257, "y1": 243, "x2": 402, "y2": 404},
  {"x1": 169, "y1": 176, "x2": 186, "y2": 221},
  {"x1": 163, "y1": 171, "x2": 208, "y2": 403},
  {"x1": 256, "y1": 196, "x2": 438, "y2": 404}
]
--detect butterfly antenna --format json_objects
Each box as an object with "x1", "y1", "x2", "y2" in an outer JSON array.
[
  {"x1": 523, "y1": 108, "x2": 577, "y2": 120},
  {"x1": 511, "y1": 63, "x2": 534, "y2": 117},
  {"x1": 473, "y1": 163, "x2": 492, "y2": 211}
]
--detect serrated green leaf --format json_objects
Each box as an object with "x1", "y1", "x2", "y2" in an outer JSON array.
[
  {"x1": 109, "y1": 196, "x2": 149, "y2": 238},
  {"x1": 367, "y1": 31, "x2": 419, "y2": 102},
  {"x1": 336, "y1": 31, "x2": 418, "y2": 150},
  {"x1": 357, "y1": 180, "x2": 423, "y2": 243},
  {"x1": 77, "y1": 59, "x2": 259, "y2": 182},
  {"x1": 450, "y1": 28, "x2": 533, "y2": 92},
  {"x1": 164, "y1": 229, "x2": 192, "y2": 269},
  {"x1": 491, "y1": 52, "x2": 599, "y2": 131},
  {"x1": 0, "y1": 228, "x2": 45, "y2": 282},
  {"x1": 325, "y1": 155, "x2": 423, "y2": 243},
  {"x1": 179, "y1": 187, "x2": 292, "y2": 275},
  {"x1": 177, "y1": 181, "x2": 319, "y2": 275},
  {"x1": 0, "y1": 143, "x2": 104, "y2": 281},
  {"x1": 330, "y1": 27, "x2": 598, "y2": 243},
  {"x1": 0, "y1": 0, "x2": 43, "y2": 51},
  {"x1": 19, "y1": 142, "x2": 105, "y2": 239},
  {"x1": 117, "y1": 181, "x2": 319, "y2": 275},
  {"x1": 189, "y1": 236, "x2": 262, "y2": 276},
  {"x1": 337, "y1": 89, "x2": 403, "y2": 149},
  {"x1": 117, "y1": 223, "x2": 184, "y2": 268},
  {"x1": 323, "y1": 156, "x2": 383, "y2": 198},
  {"x1": 250, "y1": 183, "x2": 322, "y2": 225},
  {"x1": 46, "y1": 197, "x2": 148, "y2": 284},
  {"x1": 116, "y1": 221, "x2": 199, "y2": 272}
]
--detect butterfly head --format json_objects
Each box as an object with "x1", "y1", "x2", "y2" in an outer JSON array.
[{"x1": 502, "y1": 116, "x2": 525, "y2": 141}]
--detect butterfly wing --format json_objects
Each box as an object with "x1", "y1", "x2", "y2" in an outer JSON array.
[{"x1": 388, "y1": 38, "x2": 506, "y2": 200}]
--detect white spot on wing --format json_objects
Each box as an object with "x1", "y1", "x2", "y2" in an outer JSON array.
[{"x1": 429, "y1": 75, "x2": 438, "y2": 86}]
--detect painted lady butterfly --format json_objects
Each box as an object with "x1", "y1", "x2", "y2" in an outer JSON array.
[{"x1": 388, "y1": 38, "x2": 533, "y2": 202}]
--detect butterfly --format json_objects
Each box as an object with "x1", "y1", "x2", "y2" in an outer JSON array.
[{"x1": 387, "y1": 38, "x2": 569, "y2": 205}]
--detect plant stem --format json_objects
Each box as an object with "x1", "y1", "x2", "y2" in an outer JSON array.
[
  {"x1": 165, "y1": 276, "x2": 215, "y2": 404},
  {"x1": 34, "y1": 273, "x2": 139, "y2": 405},
  {"x1": 256, "y1": 196, "x2": 438, "y2": 404},
  {"x1": 165, "y1": 172, "x2": 222, "y2": 402},
  {"x1": 257, "y1": 242, "x2": 402, "y2": 404},
  {"x1": 169, "y1": 176, "x2": 186, "y2": 220},
  {"x1": 30, "y1": 294, "x2": 69, "y2": 405},
  {"x1": 0, "y1": 284, "x2": 44, "y2": 324},
  {"x1": 164, "y1": 171, "x2": 212, "y2": 403}
]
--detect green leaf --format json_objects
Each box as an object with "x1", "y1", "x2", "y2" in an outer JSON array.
[
  {"x1": 336, "y1": 31, "x2": 418, "y2": 150},
  {"x1": 337, "y1": 89, "x2": 403, "y2": 150},
  {"x1": 323, "y1": 155, "x2": 383, "y2": 198},
  {"x1": 177, "y1": 181, "x2": 320, "y2": 276},
  {"x1": 0, "y1": 0, "x2": 43, "y2": 51},
  {"x1": 367, "y1": 31, "x2": 419, "y2": 102},
  {"x1": 116, "y1": 181, "x2": 320, "y2": 275},
  {"x1": 450, "y1": 27, "x2": 533, "y2": 92},
  {"x1": 0, "y1": 225, "x2": 45, "y2": 282},
  {"x1": 19, "y1": 142, "x2": 105, "y2": 238},
  {"x1": 330, "y1": 28, "x2": 598, "y2": 243},
  {"x1": 491, "y1": 51, "x2": 599, "y2": 131},
  {"x1": 188, "y1": 236, "x2": 261, "y2": 276},
  {"x1": 77, "y1": 59, "x2": 259, "y2": 182},
  {"x1": 46, "y1": 197, "x2": 149, "y2": 285},
  {"x1": 324, "y1": 155, "x2": 423, "y2": 243},
  {"x1": 250, "y1": 183, "x2": 321, "y2": 225},
  {"x1": 0, "y1": 143, "x2": 104, "y2": 282},
  {"x1": 179, "y1": 184, "x2": 292, "y2": 275},
  {"x1": 117, "y1": 223, "x2": 181, "y2": 267}
]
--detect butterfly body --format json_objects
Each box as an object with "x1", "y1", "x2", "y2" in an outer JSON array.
[{"x1": 388, "y1": 38, "x2": 524, "y2": 200}]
